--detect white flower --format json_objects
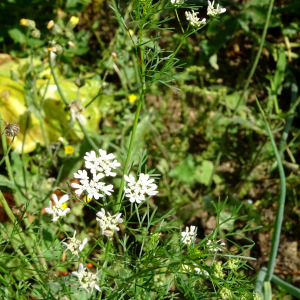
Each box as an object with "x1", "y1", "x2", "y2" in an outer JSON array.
[
  {"x1": 194, "y1": 264, "x2": 209, "y2": 278},
  {"x1": 96, "y1": 208, "x2": 123, "y2": 236},
  {"x1": 84, "y1": 149, "x2": 121, "y2": 177},
  {"x1": 72, "y1": 170, "x2": 113, "y2": 200},
  {"x1": 185, "y1": 10, "x2": 206, "y2": 27},
  {"x1": 206, "y1": 239, "x2": 225, "y2": 252},
  {"x1": 45, "y1": 194, "x2": 70, "y2": 222},
  {"x1": 207, "y1": 0, "x2": 226, "y2": 17},
  {"x1": 72, "y1": 263, "x2": 101, "y2": 294},
  {"x1": 181, "y1": 226, "x2": 197, "y2": 245},
  {"x1": 61, "y1": 230, "x2": 88, "y2": 258},
  {"x1": 171, "y1": 0, "x2": 184, "y2": 6},
  {"x1": 124, "y1": 173, "x2": 158, "y2": 204}
]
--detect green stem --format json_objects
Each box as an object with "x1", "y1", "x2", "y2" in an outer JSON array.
[
  {"x1": 97, "y1": 239, "x2": 111, "y2": 300},
  {"x1": 58, "y1": 221, "x2": 69, "y2": 237},
  {"x1": 0, "y1": 136, "x2": 15, "y2": 166},
  {"x1": 0, "y1": 272, "x2": 17, "y2": 299},
  {"x1": 255, "y1": 98, "x2": 286, "y2": 282},
  {"x1": 49, "y1": 51, "x2": 69, "y2": 106},
  {"x1": 175, "y1": 9, "x2": 184, "y2": 34},
  {"x1": 76, "y1": 117, "x2": 98, "y2": 152},
  {"x1": 233, "y1": 0, "x2": 275, "y2": 114},
  {"x1": 0, "y1": 265, "x2": 26, "y2": 299},
  {"x1": 272, "y1": 273, "x2": 300, "y2": 298}
]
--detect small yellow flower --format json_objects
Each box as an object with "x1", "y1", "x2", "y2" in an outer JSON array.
[
  {"x1": 128, "y1": 94, "x2": 137, "y2": 103},
  {"x1": 47, "y1": 20, "x2": 54, "y2": 29},
  {"x1": 20, "y1": 19, "x2": 27, "y2": 26},
  {"x1": 128, "y1": 29, "x2": 134, "y2": 37},
  {"x1": 64, "y1": 145, "x2": 75, "y2": 155},
  {"x1": 61, "y1": 202, "x2": 68, "y2": 209},
  {"x1": 69, "y1": 16, "x2": 79, "y2": 26},
  {"x1": 83, "y1": 195, "x2": 93, "y2": 203}
]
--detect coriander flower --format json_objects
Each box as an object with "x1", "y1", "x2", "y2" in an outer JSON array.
[
  {"x1": 72, "y1": 170, "x2": 113, "y2": 200},
  {"x1": 45, "y1": 194, "x2": 70, "y2": 222},
  {"x1": 96, "y1": 208, "x2": 123, "y2": 236},
  {"x1": 171, "y1": 0, "x2": 184, "y2": 6},
  {"x1": 84, "y1": 149, "x2": 121, "y2": 177},
  {"x1": 185, "y1": 10, "x2": 206, "y2": 27},
  {"x1": 194, "y1": 264, "x2": 209, "y2": 278},
  {"x1": 124, "y1": 173, "x2": 158, "y2": 204},
  {"x1": 207, "y1": 0, "x2": 226, "y2": 17},
  {"x1": 206, "y1": 239, "x2": 225, "y2": 252},
  {"x1": 181, "y1": 226, "x2": 197, "y2": 245},
  {"x1": 61, "y1": 230, "x2": 88, "y2": 258},
  {"x1": 72, "y1": 263, "x2": 101, "y2": 294}
]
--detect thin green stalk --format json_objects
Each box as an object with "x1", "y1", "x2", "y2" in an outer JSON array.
[
  {"x1": 272, "y1": 273, "x2": 300, "y2": 298},
  {"x1": 175, "y1": 9, "x2": 184, "y2": 34},
  {"x1": 233, "y1": 0, "x2": 275, "y2": 114},
  {"x1": 97, "y1": 239, "x2": 111, "y2": 300},
  {"x1": 0, "y1": 272, "x2": 17, "y2": 299},
  {"x1": 0, "y1": 136, "x2": 15, "y2": 166},
  {"x1": 58, "y1": 221, "x2": 69, "y2": 237},
  {"x1": 49, "y1": 51, "x2": 69, "y2": 106},
  {"x1": 0, "y1": 190, "x2": 44, "y2": 281},
  {"x1": 255, "y1": 97, "x2": 286, "y2": 282},
  {"x1": 116, "y1": 88, "x2": 145, "y2": 205},
  {"x1": 76, "y1": 117, "x2": 98, "y2": 152},
  {"x1": 0, "y1": 265, "x2": 26, "y2": 300},
  {"x1": 116, "y1": 25, "x2": 147, "y2": 204},
  {"x1": 21, "y1": 112, "x2": 30, "y2": 197}
]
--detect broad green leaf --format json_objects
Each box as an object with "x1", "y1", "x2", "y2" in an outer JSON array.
[
  {"x1": 169, "y1": 155, "x2": 195, "y2": 185},
  {"x1": 8, "y1": 28, "x2": 25, "y2": 43},
  {"x1": 0, "y1": 175, "x2": 16, "y2": 189},
  {"x1": 194, "y1": 160, "x2": 214, "y2": 186}
]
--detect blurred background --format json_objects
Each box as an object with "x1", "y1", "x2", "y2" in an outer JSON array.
[{"x1": 0, "y1": 0, "x2": 300, "y2": 297}]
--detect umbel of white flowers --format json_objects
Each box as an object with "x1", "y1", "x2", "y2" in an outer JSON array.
[
  {"x1": 96, "y1": 208, "x2": 123, "y2": 236},
  {"x1": 61, "y1": 230, "x2": 88, "y2": 258},
  {"x1": 72, "y1": 170, "x2": 114, "y2": 200},
  {"x1": 45, "y1": 194, "x2": 70, "y2": 222},
  {"x1": 207, "y1": 0, "x2": 226, "y2": 17},
  {"x1": 171, "y1": 0, "x2": 184, "y2": 7},
  {"x1": 181, "y1": 226, "x2": 197, "y2": 245},
  {"x1": 72, "y1": 263, "x2": 101, "y2": 294},
  {"x1": 185, "y1": 0, "x2": 226, "y2": 27},
  {"x1": 124, "y1": 173, "x2": 158, "y2": 204},
  {"x1": 185, "y1": 10, "x2": 206, "y2": 28}
]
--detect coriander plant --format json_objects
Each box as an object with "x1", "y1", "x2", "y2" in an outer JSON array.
[{"x1": 0, "y1": 1, "x2": 263, "y2": 299}]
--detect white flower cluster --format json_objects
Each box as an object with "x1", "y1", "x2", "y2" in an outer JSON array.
[
  {"x1": 71, "y1": 149, "x2": 120, "y2": 200},
  {"x1": 171, "y1": 0, "x2": 184, "y2": 7},
  {"x1": 96, "y1": 208, "x2": 123, "y2": 236},
  {"x1": 181, "y1": 226, "x2": 197, "y2": 245},
  {"x1": 72, "y1": 170, "x2": 113, "y2": 200},
  {"x1": 45, "y1": 194, "x2": 70, "y2": 222},
  {"x1": 206, "y1": 239, "x2": 225, "y2": 252},
  {"x1": 124, "y1": 173, "x2": 158, "y2": 204},
  {"x1": 84, "y1": 149, "x2": 120, "y2": 177},
  {"x1": 72, "y1": 263, "x2": 101, "y2": 294},
  {"x1": 61, "y1": 230, "x2": 88, "y2": 258},
  {"x1": 207, "y1": 0, "x2": 226, "y2": 17},
  {"x1": 185, "y1": 10, "x2": 206, "y2": 28}
]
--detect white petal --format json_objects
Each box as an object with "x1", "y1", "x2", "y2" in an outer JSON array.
[
  {"x1": 59, "y1": 194, "x2": 69, "y2": 204},
  {"x1": 52, "y1": 193, "x2": 58, "y2": 204}
]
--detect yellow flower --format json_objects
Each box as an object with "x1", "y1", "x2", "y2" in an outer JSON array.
[
  {"x1": 64, "y1": 145, "x2": 75, "y2": 155},
  {"x1": 128, "y1": 29, "x2": 134, "y2": 37},
  {"x1": 61, "y1": 202, "x2": 68, "y2": 209},
  {"x1": 69, "y1": 16, "x2": 79, "y2": 26},
  {"x1": 128, "y1": 94, "x2": 137, "y2": 103},
  {"x1": 20, "y1": 19, "x2": 27, "y2": 26},
  {"x1": 83, "y1": 195, "x2": 93, "y2": 203}
]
